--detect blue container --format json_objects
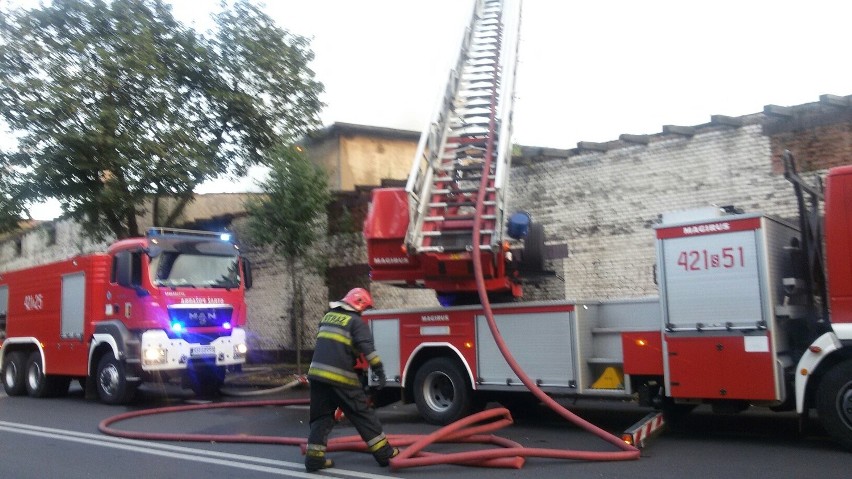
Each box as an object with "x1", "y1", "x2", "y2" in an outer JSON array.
[{"x1": 506, "y1": 211, "x2": 531, "y2": 239}]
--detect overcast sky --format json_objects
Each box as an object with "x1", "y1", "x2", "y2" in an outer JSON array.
[{"x1": 24, "y1": 0, "x2": 852, "y2": 218}]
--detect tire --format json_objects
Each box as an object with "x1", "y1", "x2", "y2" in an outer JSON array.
[
  {"x1": 96, "y1": 354, "x2": 136, "y2": 405},
  {"x1": 413, "y1": 357, "x2": 474, "y2": 425},
  {"x1": 816, "y1": 360, "x2": 852, "y2": 450},
  {"x1": 23, "y1": 351, "x2": 71, "y2": 398},
  {"x1": 2, "y1": 351, "x2": 27, "y2": 396},
  {"x1": 25, "y1": 351, "x2": 49, "y2": 397}
]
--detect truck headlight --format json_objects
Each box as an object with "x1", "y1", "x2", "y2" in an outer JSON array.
[
  {"x1": 234, "y1": 343, "x2": 247, "y2": 359},
  {"x1": 143, "y1": 347, "x2": 167, "y2": 365}
]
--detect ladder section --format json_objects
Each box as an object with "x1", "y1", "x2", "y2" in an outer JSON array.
[{"x1": 404, "y1": 0, "x2": 521, "y2": 255}]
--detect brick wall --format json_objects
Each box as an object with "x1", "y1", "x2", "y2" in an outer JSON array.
[
  {"x1": 766, "y1": 108, "x2": 852, "y2": 174},
  {"x1": 506, "y1": 123, "x2": 829, "y2": 301},
  {"x1": 0, "y1": 219, "x2": 110, "y2": 272}
]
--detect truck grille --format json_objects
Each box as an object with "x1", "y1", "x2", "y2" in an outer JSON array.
[{"x1": 168, "y1": 306, "x2": 233, "y2": 328}]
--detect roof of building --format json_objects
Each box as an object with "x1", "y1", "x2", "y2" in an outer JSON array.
[
  {"x1": 301, "y1": 122, "x2": 421, "y2": 146},
  {"x1": 515, "y1": 93, "x2": 852, "y2": 160},
  {"x1": 298, "y1": 94, "x2": 852, "y2": 163}
]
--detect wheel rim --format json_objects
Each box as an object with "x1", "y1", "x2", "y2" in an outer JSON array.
[
  {"x1": 27, "y1": 360, "x2": 41, "y2": 391},
  {"x1": 837, "y1": 378, "x2": 852, "y2": 430},
  {"x1": 422, "y1": 370, "x2": 454, "y2": 413},
  {"x1": 4, "y1": 361, "x2": 17, "y2": 387},
  {"x1": 99, "y1": 363, "x2": 120, "y2": 397}
]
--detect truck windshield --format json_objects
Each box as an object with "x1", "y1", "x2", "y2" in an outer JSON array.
[{"x1": 149, "y1": 252, "x2": 240, "y2": 289}]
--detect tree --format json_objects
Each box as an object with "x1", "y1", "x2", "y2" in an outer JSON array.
[
  {"x1": 0, "y1": 0, "x2": 323, "y2": 240},
  {"x1": 0, "y1": 155, "x2": 26, "y2": 233},
  {"x1": 246, "y1": 145, "x2": 330, "y2": 372}
]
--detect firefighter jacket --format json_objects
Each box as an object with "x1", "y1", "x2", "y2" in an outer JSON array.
[{"x1": 307, "y1": 306, "x2": 384, "y2": 388}]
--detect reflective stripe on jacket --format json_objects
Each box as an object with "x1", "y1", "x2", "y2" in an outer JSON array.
[{"x1": 307, "y1": 307, "x2": 383, "y2": 388}]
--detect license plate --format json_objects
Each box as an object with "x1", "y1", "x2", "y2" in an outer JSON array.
[{"x1": 191, "y1": 346, "x2": 216, "y2": 357}]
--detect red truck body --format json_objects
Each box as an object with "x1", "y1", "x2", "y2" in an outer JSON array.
[
  {"x1": 824, "y1": 164, "x2": 852, "y2": 327},
  {"x1": 0, "y1": 228, "x2": 251, "y2": 403}
]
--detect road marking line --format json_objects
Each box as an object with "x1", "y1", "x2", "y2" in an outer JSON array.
[{"x1": 0, "y1": 421, "x2": 400, "y2": 479}]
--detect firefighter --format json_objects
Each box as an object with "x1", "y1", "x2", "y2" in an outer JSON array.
[{"x1": 304, "y1": 287, "x2": 400, "y2": 472}]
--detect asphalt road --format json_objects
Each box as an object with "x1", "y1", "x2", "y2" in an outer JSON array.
[{"x1": 0, "y1": 382, "x2": 848, "y2": 479}]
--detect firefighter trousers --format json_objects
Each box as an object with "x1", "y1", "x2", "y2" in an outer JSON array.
[{"x1": 306, "y1": 379, "x2": 396, "y2": 467}]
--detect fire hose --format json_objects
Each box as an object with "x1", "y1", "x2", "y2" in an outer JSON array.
[
  {"x1": 101, "y1": 318, "x2": 639, "y2": 471},
  {"x1": 100, "y1": 140, "x2": 640, "y2": 468},
  {"x1": 100, "y1": 345, "x2": 638, "y2": 471}
]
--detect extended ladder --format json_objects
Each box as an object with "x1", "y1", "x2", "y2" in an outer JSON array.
[{"x1": 404, "y1": 0, "x2": 521, "y2": 256}]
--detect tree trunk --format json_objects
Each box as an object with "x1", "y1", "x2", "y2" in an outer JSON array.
[
  {"x1": 162, "y1": 191, "x2": 195, "y2": 227},
  {"x1": 296, "y1": 276, "x2": 305, "y2": 376},
  {"x1": 152, "y1": 195, "x2": 161, "y2": 226},
  {"x1": 288, "y1": 259, "x2": 303, "y2": 374}
]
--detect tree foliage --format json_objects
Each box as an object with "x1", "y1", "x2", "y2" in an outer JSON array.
[
  {"x1": 246, "y1": 144, "x2": 330, "y2": 371},
  {"x1": 0, "y1": 155, "x2": 25, "y2": 232},
  {"x1": 0, "y1": 0, "x2": 323, "y2": 239},
  {"x1": 246, "y1": 145, "x2": 330, "y2": 260}
]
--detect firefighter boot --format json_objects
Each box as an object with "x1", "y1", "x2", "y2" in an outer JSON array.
[
  {"x1": 305, "y1": 445, "x2": 334, "y2": 472},
  {"x1": 374, "y1": 446, "x2": 400, "y2": 467}
]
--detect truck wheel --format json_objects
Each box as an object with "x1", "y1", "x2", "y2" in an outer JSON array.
[
  {"x1": 23, "y1": 352, "x2": 70, "y2": 398},
  {"x1": 96, "y1": 354, "x2": 136, "y2": 405},
  {"x1": 25, "y1": 351, "x2": 51, "y2": 397},
  {"x1": 816, "y1": 360, "x2": 852, "y2": 450},
  {"x1": 413, "y1": 357, "x2": 474, "y2": 425},
  {"x1": 2, "y1": 351, "x2": 27, "y2": 396}
]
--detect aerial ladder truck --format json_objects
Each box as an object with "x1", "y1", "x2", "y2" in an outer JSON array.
[{"x1": 363, "y1": 0, "x2": 852, "y2": 452}]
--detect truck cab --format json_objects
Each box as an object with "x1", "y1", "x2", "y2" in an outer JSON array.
[{"x1": 95, "y1": 228, "x2": 252, "y2": 400}]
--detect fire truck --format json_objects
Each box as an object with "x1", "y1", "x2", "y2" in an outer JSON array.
[
  {"x1": 0, "y1": 227, "x2": 252, "y2": 404},
  {"x1": 362, "y1": 0, "x2": 852, "y2": 450}
]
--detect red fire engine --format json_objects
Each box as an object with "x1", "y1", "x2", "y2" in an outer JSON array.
[
  {"x1": 362, "y1": 0, "x2": 852, "y2": 451},
  {"x1": 0, "y1": 227, "x2": 252, "y2": 404}
]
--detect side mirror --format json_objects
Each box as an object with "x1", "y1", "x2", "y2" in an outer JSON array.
[
  {"x1": 241, "y1": 257, "x2": 253, "y2": 290},
  {"x1": 114, "y1": 251, "x2": 149, "y2": 297},
  {"x1": 115, "y1": 251, "x2": 134, "y2": 288}
]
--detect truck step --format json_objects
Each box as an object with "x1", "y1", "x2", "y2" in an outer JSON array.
[{"x1": 621, "y1": 412, "x2": 666, "y2": 449}]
